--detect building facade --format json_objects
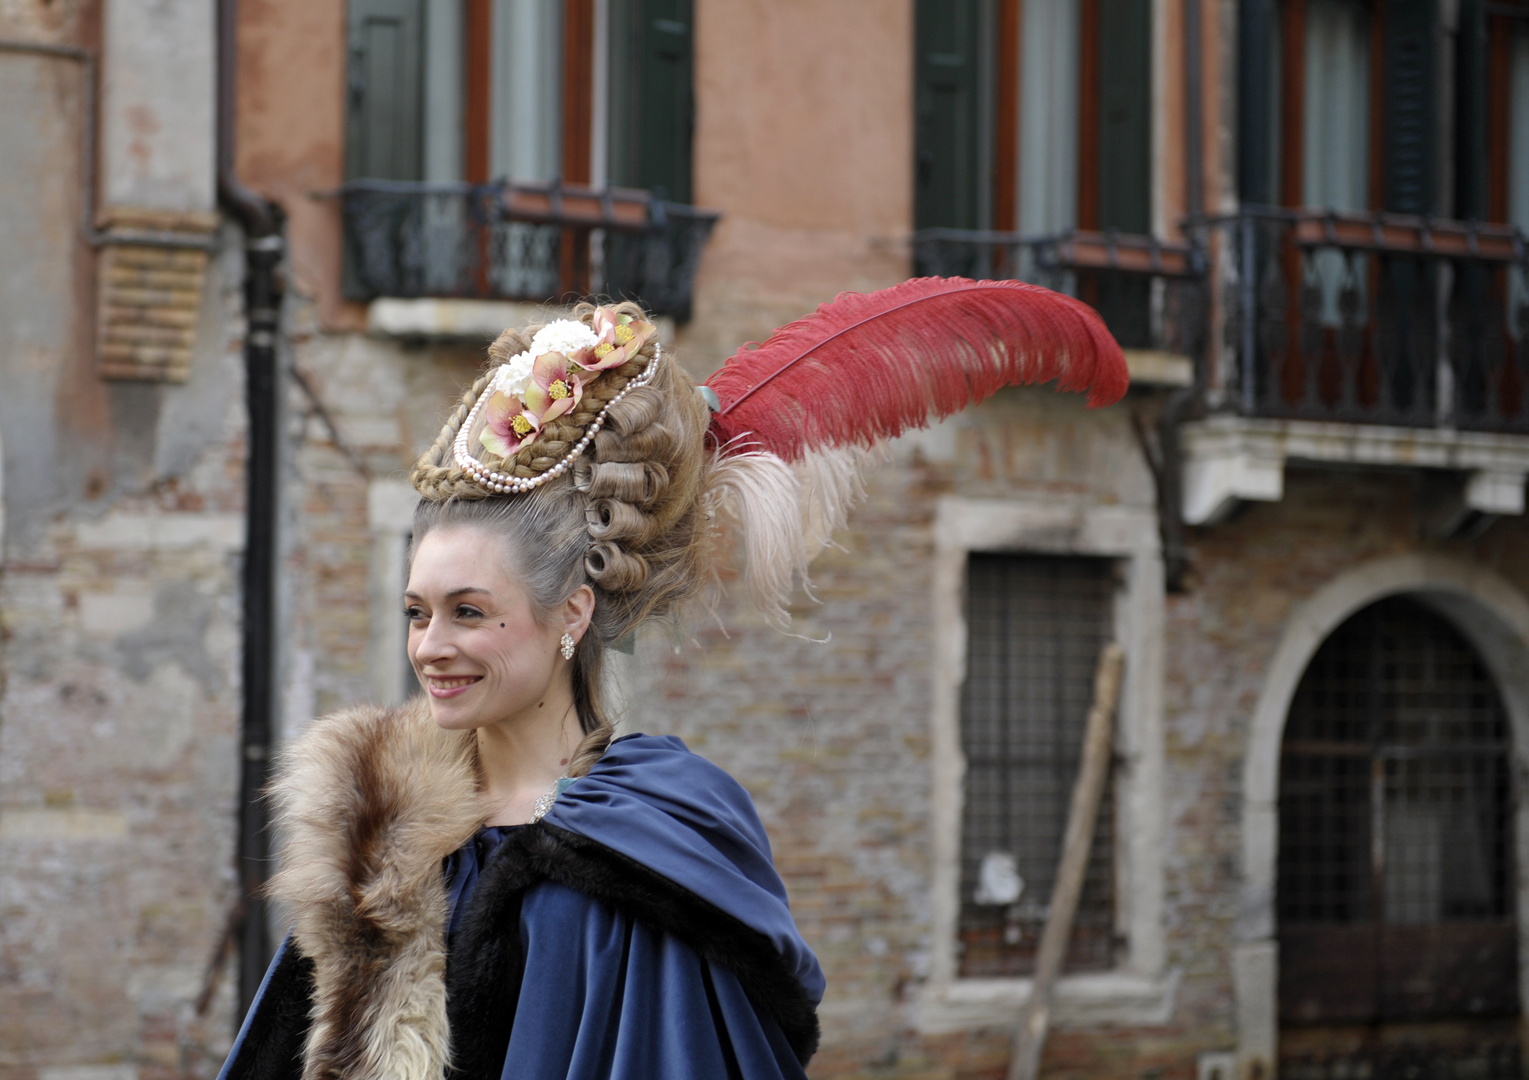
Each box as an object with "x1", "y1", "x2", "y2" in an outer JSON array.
[{"x1": 4, "y1": 1, "x2": 1529, "y2": 1078}]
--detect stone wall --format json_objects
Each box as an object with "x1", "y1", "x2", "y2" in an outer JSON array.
[{"x1": 0, "y1": 227, "x2": 249, "y2": 1079}]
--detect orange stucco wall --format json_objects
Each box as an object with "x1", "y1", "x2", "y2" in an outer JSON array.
[
  {"x1": 234, "y1": 0, "x2": 358, "y2": 330},
  {"x1": 681, "y1": 0, "x2": 914, "y2": 370}
]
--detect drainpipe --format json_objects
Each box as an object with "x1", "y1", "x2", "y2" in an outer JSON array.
[
  {"x1": 1156, "y1": 0, "x2": 1207, "y2": 592},
  {"x1": 217, "y1": 0, "x2": 284, "y2": 1019}
]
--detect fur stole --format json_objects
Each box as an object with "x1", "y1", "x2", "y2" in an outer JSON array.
[
  {"x1": 266, "y1": 700, "x2": 486, "y2": 1080},
  {"x1": 255, "y1": 704, "x2": 820, "y2": 1080}
]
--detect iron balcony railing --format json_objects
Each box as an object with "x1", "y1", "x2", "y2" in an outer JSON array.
[
  {"x1": 1219, "y1": 207, "x2": 1529, "y2": 433},
  {"x1": 913, "y1": 227, "x2": 1209, "y2": 365},
  {"x1": 337, "y1": 179, "x2": 721, "y2": 321}
]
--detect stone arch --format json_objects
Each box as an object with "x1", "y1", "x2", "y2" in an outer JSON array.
[{"x1": 1234, "y1": 554, "x2": 1529, "y2": 1077}]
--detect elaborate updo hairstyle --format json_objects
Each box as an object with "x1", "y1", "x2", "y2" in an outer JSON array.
[{"x1": 410, "y1": 302, "x2": 714, "y2": 777}]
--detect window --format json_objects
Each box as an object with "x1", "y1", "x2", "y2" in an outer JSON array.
[
  {"x1": 1240, "y1": 0, "x2": 1529, "y2": 223},
  {"x1": 912, "y1": 0, "x2": 1150, "y2": 236},
  {"x1": 958, "y1": 554, "x2": 1116, "y2": 977},
  {"x1": 343, "y1": 0, "x2": 693, "y2": 191},
  {"x1": 1278, "y1": 597, "x2": 1516, "y2": 1026}
]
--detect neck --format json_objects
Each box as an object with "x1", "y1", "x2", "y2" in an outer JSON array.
[{"x1": 475, "y1": 683, "x2": 583, "y2": 826}]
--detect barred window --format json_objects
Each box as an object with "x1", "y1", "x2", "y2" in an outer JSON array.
[
  {"x1": 958, "y1": 554, "x2": 1117, "y2": 977},
  {"x1": 1279, "y1": 596, "x2": 1516, "y2": 1025}
]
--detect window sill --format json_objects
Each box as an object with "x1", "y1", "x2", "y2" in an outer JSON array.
[
  {"x1": 367, "y1": 298, "x2": 555, "y2": 341},
  {"x1": 913, "y1": 969, "x2": 1180, "y2": 1034},
  {"x1": 366, "y1": 298, "x2": 679, "y2": 344}
]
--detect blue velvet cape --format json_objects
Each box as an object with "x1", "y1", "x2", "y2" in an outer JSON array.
[{"x1": 218, "y1": 734, "x2": 823, "y2": 1080}]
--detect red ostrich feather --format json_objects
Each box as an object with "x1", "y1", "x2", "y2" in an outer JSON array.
[{"x1": 704, "y1": 277, "x2": 1129, "y2": 462}]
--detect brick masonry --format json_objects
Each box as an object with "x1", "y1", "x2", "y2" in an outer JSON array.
[{"x1": 95, "y1": 210, "x2": 220, "y2": 384}]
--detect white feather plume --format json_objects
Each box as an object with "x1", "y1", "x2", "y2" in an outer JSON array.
[{"x1": 698, "y1": 445, "x2": 879, "y2": 629}]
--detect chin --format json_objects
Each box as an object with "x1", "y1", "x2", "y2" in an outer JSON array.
[{"x1": 426, "y1": 700, "x2": 490, "y2": 731}]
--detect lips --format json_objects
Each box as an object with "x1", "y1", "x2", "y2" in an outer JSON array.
[{"x1": 426, "y1": 675, "x2": 482, "y2": 699}]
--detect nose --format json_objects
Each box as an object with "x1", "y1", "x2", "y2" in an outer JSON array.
[{"x1": 411, "y1": 613, "x2": 459, "y2": 670}]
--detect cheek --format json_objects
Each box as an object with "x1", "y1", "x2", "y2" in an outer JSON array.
[{"x1": 485, "y1": 619, "x2": 555, "y2": 673}]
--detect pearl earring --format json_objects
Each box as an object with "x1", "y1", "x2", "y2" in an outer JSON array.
[{"x1": 560, "y1": 633, "x2": 575, "y2": 660}]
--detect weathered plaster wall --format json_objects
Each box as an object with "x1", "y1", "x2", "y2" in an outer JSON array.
[
  {"x1": 100, "y1": 0, "x2": 216, "y2": 213},
  {"x1": 0, "y1": 4, "x2": 248, "y2": 1075},
  {"x1": 233, "y1": 0, "x2": 352, "y2": 329},
  {"x1": 0, "y1": 221, "x2": 249, "y2": 1078}
]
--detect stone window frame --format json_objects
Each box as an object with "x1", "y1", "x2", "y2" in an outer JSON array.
[
  {"x1": 916, "y1": 495, "x2": 1175, "y2": 1033},
  {"x1": 367, "y1": 478, "x2": 420, "y2": 705}
]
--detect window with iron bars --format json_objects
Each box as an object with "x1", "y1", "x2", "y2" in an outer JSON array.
[
  {"x1": 1278, "y1": 596, "x2": 1517, "y2": 1027},
  {"x1": 957, "y1": 554, "x2": 1117, "y2": 977}
]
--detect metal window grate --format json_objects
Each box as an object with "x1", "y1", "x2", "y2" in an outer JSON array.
[
  {"x1": 1278, "y1": 596, "x2": 1517, "y2": 1026},
  {"x1": 957, "y1": 554, "x2": 1116, "y2": 977}
]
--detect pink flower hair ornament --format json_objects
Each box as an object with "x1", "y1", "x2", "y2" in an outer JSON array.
[
  {"x1": 479, "y1": 390, "x2": 543, "y2": 458},
  {"x1": 524, "y1": 351, "x2": 586, "y2": 424},
  {"x1": 581, "y1": 309, "x2": 655, "y2": 372}
]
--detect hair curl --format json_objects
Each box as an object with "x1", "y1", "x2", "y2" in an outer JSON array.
[{"x1": 410, "y1": 302, "x2": 713, "y2": 778}]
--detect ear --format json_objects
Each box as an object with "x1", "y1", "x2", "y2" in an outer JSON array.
[{"x1": 560, "y1": 584, "x2": 596, "y2": 643}]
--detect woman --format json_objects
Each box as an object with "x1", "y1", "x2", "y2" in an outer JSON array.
[{"x1": 219, "y1": 283, "x2": 1127, "y2": 1080}]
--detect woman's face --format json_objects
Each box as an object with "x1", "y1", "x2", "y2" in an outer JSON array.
[{"x1": 405, "y1": 526, "x2": 581, "y2": 732}]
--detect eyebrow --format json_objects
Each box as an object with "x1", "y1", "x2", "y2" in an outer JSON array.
[{"x1": 403, "y1": 586, "x2": 493, "y2": 601}]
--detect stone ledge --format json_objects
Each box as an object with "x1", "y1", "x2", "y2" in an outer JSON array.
[
  {"x1": 0, "y1": 808, "x2": 129, "y2": 841},
  {"x1": 367, "y1": 297, "x2": 677, "y2": 347},
  {"x1": 1181, "y1": 415, "x2": 1529, "y2": 525},
  {"x1": 368, "y1": 298, "x2": 551, "y2": 340},
  {"x1": 74, "y1": 512, "x2": 244, "y2": 551},
  {"x1": 1124, "y1": 348, "x2": 1194, "y2": 387},
  {"x1": 913, "y1": 969, "x2": 1180, "y2": 1033}
]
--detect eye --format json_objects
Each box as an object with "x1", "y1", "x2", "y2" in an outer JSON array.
[
  {"x1": 404, "y1": 605, "x2": 426, "y2": 624},
  {"x1": 455, "y1": 605, "x2": 484, "y2": 620}
]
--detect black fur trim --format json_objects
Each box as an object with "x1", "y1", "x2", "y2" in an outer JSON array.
[
  {"x1": 443, "y1": 823, "x2": 820, "y2": 1077},
  {"x1": 221, "y1": 944, "x2": 315, "y2": 1080}
]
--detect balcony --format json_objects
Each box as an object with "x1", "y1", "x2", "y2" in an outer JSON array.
[
  {"x1": 1184, "y1": 209, "x2": 1529, "y2": 526},
  {"x1": 1220, "y1": 208, "x2": 1529, "y2": 432},
  {"x1": 337, "y1": 179, "x2": 721, "y2": 322},
  {"x1": 913, "y1": 215, "x2": 1529, "y2": 535},
  {"x1": 913, "y1": 227, "x2": 1207, "y2": 387}
]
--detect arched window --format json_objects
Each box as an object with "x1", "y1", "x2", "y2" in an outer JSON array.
[{"x1": 1278, "y1": 596, "x2": 1516, "y2": 1034}]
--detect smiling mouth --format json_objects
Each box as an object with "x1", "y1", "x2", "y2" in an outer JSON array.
[{"x1": 427, "y1": 675, "x2": 482, "y2": 698}]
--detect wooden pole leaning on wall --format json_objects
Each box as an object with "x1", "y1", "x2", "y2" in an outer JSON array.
[{"x1": 1007, "y1": 642, "x2": 1126, "y2": 1080}]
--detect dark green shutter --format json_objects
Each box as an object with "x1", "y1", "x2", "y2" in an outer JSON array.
[
  {"x1": 1454, "y1": 0, "x2": 1489, "y2": 220},
  {"x1": 607, "y1": 0, "x2": 693, "y2": 204},
  {"x1": 914, "y1": 0, "x2": 985, "y2": 230},
  {"x1": 1238, "y1": 0, "x2": 1279, "y2": 206},
  {"x1": 1096, "y1": 0, "x2": 1151, "y2": 232},
  {"x1": 1382, "y1": 0, "x2": 1437, "y2": 214},
  {"x1": 345, "y1": 0, "x2": 424, "y2": 181},
  {"x1": 639, "y1": 0, "x2": 694, "y2": 204},
  {"x1": 1091, "y1": 0, "x2": 1151, "y2": 347}
]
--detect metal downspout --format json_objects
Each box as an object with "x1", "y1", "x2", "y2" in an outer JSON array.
[
  {"x1": 1155, "y1": 0, "x2": 1207, "y2": 592},
  {"x1": 216, "y1": 0, "x2": 285, "y2": 1019}
]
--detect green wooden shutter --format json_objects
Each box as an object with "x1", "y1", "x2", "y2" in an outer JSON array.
[
  {"x1": 345, "y1": 0, "x2": 425, "y2": 181},
  {"x1": 1382, "y1": 0, "x2": 1437, "y2": 214},
  {"x1": 1096, "y1": 0, "x2": 1151, "y2": 233},
  {"x1": 1454, "y1": 0, "x2": 1489, "y2": 220},
  {"x1": 1238, "y1": 0, "x2": 1279, "y2": 206},
  {"x1": 639, "y1": 0, "x2": 694, "y2": 204},
  {"x1": 1091, "y1": 0, "x2": 1151, "y2": 346},
  {"x1": 915, "y1": 0, "x2": 985, "y2": 230},
  {"x1": 606, "y1": 0, "x2": 693, "y2": 203}
]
